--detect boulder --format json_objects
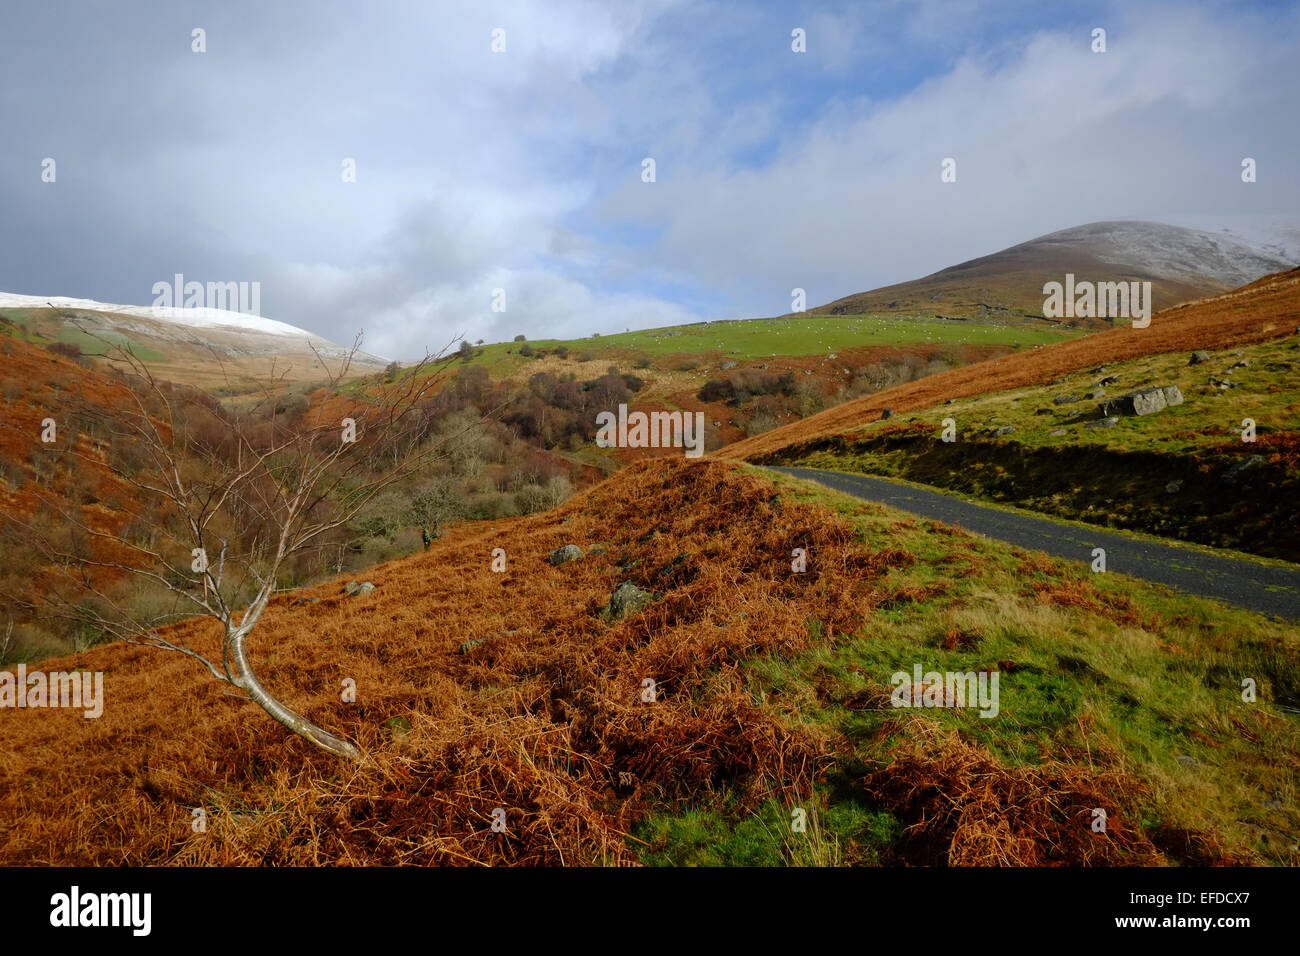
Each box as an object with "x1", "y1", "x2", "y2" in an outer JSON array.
[
  {"x1": 1165, "y1": 479, "x2": 1183, "y2": 494},
  {"x1": 1100, "y1": 376, "x2": 1120, "y2": 386},
  {"x1": 549, "y1": 544, "x2": 584, "y2": 565},
  {"x1": 1188, "y1": 351, "x2": 1211, "y2": 365},
  {"x1": 1098, "y1": 384, "x2": 1182, "y2": 417},
  {"x1": 1053, "y1": 395, "x2": 1079, "y2": 405},
  {"x1": 343, "y1": 580, "x2": 375, "y2": 597},
  {"x1": 1084, "y1": 389, "x2": 1105, "y2": 400},
  {"x1": 994, "y1": 425, "x2": 1016, "y2": 437},
  {"x1": 880, "y1": 408, "x2": 893, "y2": 420},
  {"x1": 600, "y1": 582, "x2": 656, "y2": 621}
]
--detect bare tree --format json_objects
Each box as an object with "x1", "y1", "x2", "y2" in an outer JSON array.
[{"x1": 5, "y1": 334, "x2": 462, "y2": 760}]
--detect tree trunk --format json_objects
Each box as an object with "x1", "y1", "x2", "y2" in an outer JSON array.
[{"x1": 228, "y1": 631, "x2": 361, "y2": 761}]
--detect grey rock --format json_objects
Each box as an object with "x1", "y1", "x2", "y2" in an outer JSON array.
[
  {"x1": 1188, "y1": 351, "x2": 1211, "y2": 365},
  {"x1": 1098, "y1": 384, "x2": 1182, "y2": 417},
  {"x1": 1053, "y1": 394, "x2": 1079, "y2": 405},
  {"x1": 1085, "y1": 416, "x2": 1120, "y2": 429},
  {"x1": 601, "y1": 582, "x2": 656, "y2": 621},
  {"x1": 458, "y1": 638, "x2": 487, "y2": 654},
  {"x1": 1100, "y1": 376, "x2": 1120, "y2": 386},
  {"x1": 1175, "y1": 754, "x2": 1197, "y2": 768},
  {"x1": 1165, "y1": 479, "x2": 1183, "y2": 493},
  {"x1": 880, "y1": 408, "x2": 893, "y2": 420},
  {"x1": 1049, "y1": 428, "x2": 1068, "y2": 436},
  {"x1": 1229, "y1": 360, "x2": 1251, "y2": 370},
  {"x1": 994, "y1": 425, "x2": 1016, "y2": 436},
  {"x1": 343, "y1": 580, "x2": 375, "y2": 597},
  {"x1": 1223, "y1": 455, "x2": 1266, "y2": 484},
  {"x1": 1085, "y1": 389, "x2": 1105, "y2": 400},
  {"x1": 549, "y1": 544, "x2": 584, "y2": 565},
  {"x1": 721, "y1": 360, "x2": 737, "y2": 370}
]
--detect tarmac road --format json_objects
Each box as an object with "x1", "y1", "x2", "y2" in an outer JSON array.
[{"x1": 768, "y1": 465, "x2": 1300, "y2": 621}]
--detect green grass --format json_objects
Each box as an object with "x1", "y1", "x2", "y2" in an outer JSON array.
[
  {"x1": 55, "y1": 325, "x2": 167, "y2": 362},
  {"x1": 468, "y1": 313, "x2": 1076, "y2": 374},
  {"x1": 633, "y1": 469, "x2": 1300, "y2": 866},
  {"x1": 868, "y1": 338, "x2": 1300, "y2": 455}
]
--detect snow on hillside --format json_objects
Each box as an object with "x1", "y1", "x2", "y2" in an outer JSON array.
[
  {"x1": 0, "y1": 292, "x2": 309, "y2": 337},
  {"x1": 1035, "y1": 221, "x2": 1297, "y2": 289}
]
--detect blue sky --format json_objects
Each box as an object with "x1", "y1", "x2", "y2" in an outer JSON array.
[{"x1": 1, "y1": 0, "x2": 1297, "y2": 358}]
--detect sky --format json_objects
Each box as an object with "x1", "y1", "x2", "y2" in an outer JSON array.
[{"x1": 1, "y1": 0, "x2": 1297, "y2": 359}]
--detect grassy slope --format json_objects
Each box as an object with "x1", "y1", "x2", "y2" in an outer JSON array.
[
  {"x1": 2, "y1": 460, "x2": 1295, "y2": 866},
  {"x1": 758, "y1": 335, "x2": 1300, "y2": 559},
  {"x1": 722, "y1": 267, "x2": 1300, "y2": 462},
  {"x1": 470, "y1": 313, "x2": 1071, "y2": 371}
]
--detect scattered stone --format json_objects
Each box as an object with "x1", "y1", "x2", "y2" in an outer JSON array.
[
  {"x1": 1085, "y1": 416, "x2": 1119, "y2": 429},
  {"x1": 343, "y1": 580, "x2": 375, "y2": 597},
  {"x1": 1049, "y1": 428, "x2": 1068, "y2": 436},
  {"x1": 1100, "y1": 375, "x2": 1120, "y2": 386},
  {"x1": 549, "y1": 544, "x2": 584, "y2": 565},
  {"x1": 1165, "y1": 479, "x2": 1183, "y2": 494},
  {"x1": 1175, "y1": 754, "x2": 1197, "y2": 768},
  {"x1": 1084, "y1": 389, "x2": 1105, "y2": 400},
  {"x1": 1034, "y1": 408, "x2": 1050, "y2": 415},
  {"x1": 1188, "y1": 351, "x2": 1211, "y2": 365},
  {"x1": 290, "y1": 597, "x2": 320, "y2": 607},
  {"x1": 458, "y1": 638, "x2": 487, "y2": 654},
  {"x1": 600, "y1": 582, "x2": 656, "y2": 621},
  {"x1": 759, "y1": 364, "x2": 768, "y2": 370},
  {"x1": 1228, "y1": 359, "x2": 1251, "y2": 370},
  {"x1": 1053, "y1": 394, "x2": 1079, "y2": 405},
  {"x1": 994, "y1": 425, "x2": 1016, "y2": 436},
  {"x1": 712, "y1": 421, "x2": 722, "y2": 427},
  {"x1": 880, "y1": 408, "x2": 893, "y2": 420},
  {"x1": 944, "y1": 398, "x2": 955, "y2": 405},
  {"x1": 721, "y1": 360, "x2": 737, "y2": 370}
]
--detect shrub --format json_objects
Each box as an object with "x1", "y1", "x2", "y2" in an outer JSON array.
[{"x1": 46, "y1": 341, "x2": 86, "y2": 364}]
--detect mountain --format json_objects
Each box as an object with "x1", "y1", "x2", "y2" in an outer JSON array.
[
  {"x1": 0, "y1": 293, "x2": 390, "y2": 389},
  {"x1": 810, "y1": 221, "x2": 1298, "y2": 324}
]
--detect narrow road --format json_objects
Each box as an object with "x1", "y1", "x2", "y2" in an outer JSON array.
[{"x1": 768, "y1": 466, "x2": 1300, "y2": 621}]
